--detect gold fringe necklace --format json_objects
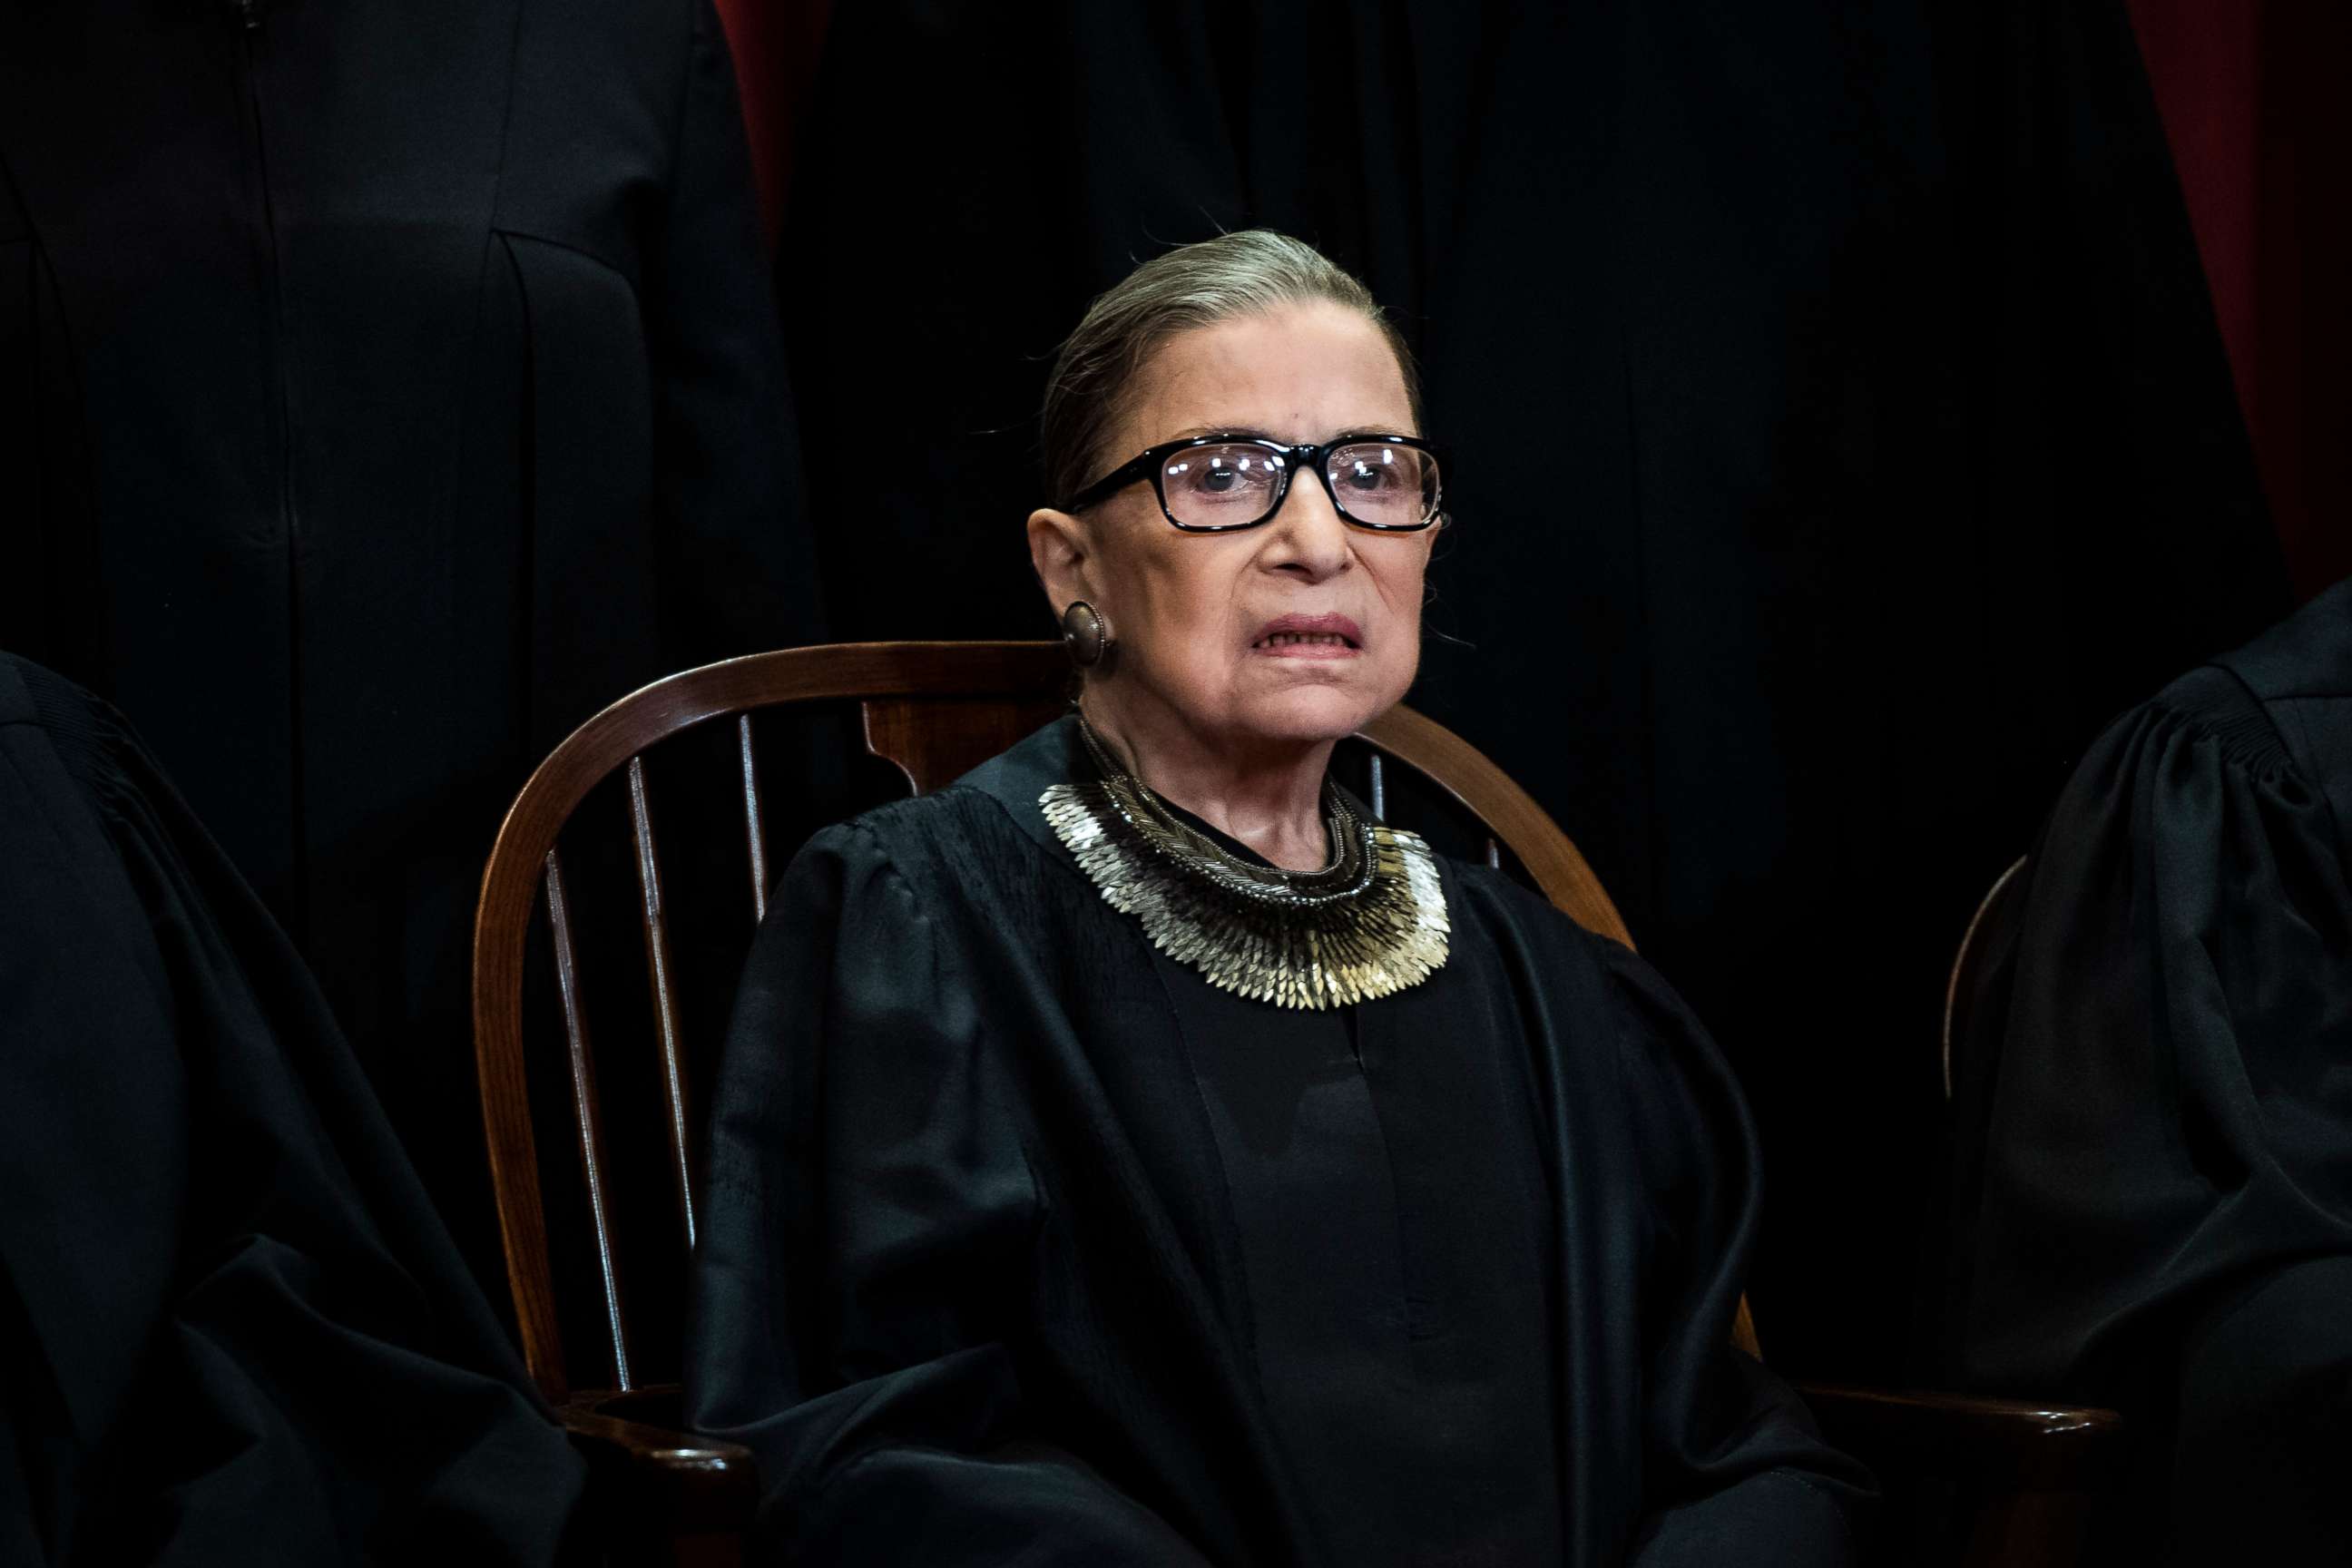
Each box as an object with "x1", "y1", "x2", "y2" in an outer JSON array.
[{"x1": 1040, "y1": 716, "x2": 1450, "y2": 1010}]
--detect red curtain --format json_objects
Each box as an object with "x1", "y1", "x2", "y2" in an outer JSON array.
[
  {"x1": 2128, "y1": 0, "x2": 2352, "y2": 600},
  {"x1": 711, "y1": 0, "x2": 833, "y2": 247}
]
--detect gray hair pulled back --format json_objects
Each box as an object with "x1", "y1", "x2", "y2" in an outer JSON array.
[{"x1": 1041, "y1": 230, "x2": 1424, "y2": 509}]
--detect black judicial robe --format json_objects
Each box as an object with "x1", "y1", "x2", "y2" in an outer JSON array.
[
  {"x1": 1946, "y1": 579, "x2": 2352, "y2": 1563},
  {"x1": 768, "y1": 0, "x2": 2287, "y2": 1381},
  {"x1": 0, "y1": 654, "x2": 584, "y2": 1564},
  {"x1": 0, "y1": 0, "x2": 819, "y2": 1269},
  {"x1": 689, "y1": 717, "x2": 1872, "y2": 1565}
]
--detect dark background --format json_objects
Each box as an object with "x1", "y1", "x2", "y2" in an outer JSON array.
[{"x1": 710, "y1": 0, "x2": 2340, "y2": 1382}]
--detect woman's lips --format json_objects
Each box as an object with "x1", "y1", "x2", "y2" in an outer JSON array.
[{"x1": 1250, "y1": 612, "x2": 1363, "y2": 658}]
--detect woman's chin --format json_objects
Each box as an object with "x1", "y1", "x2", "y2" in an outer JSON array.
[{"x1": 1227, "y1": 681, "x2": 1396, "y2": 746}]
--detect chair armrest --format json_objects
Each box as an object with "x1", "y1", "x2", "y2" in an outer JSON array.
[
  {"x1": 1793, "y1": 1381, "x2": 2125, "y2": 1492},
  {"x1": 558, "y1": 1387, "x2": 759, "y2": 1540}
]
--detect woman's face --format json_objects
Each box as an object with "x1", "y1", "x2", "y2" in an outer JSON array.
[{"x1": 1029, "y1": 300, "x2": 1436, "y2": 752}]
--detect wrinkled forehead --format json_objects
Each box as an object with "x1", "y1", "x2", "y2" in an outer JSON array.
[{"x1": 1117, "y1": 302, "x2": 1417, "y2": 455}]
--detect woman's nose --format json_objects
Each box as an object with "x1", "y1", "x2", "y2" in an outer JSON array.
[{"x1": 1263, "y1": 472, "x2": 1354, "y2": 580}]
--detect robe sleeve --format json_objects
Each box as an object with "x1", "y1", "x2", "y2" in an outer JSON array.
[
  {"x1": 646, "y1": 0, "x2": 823, "y2": 663},
  {"x1": 0, "y1": 657, "x2": 585, "y2": 1563},
  {"x1": 1955, "y1": 671, "x2": 2352, "y2": 1558},
  {"x1": 686, "y1": 821, "x2": 1212, "y2": 1564},
  {"x1": 1595, "y1": 942, "x2": 1876, "y2": 1566}
]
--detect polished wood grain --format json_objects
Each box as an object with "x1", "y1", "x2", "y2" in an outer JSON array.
[
  {"x1": 1730, "y1": 1298, "x2": 1762, "y2": 1363},
  {"x1": 543, "y1": 848, "x2": 629, "y2": 1394},
  {"x1": 863, "y1": 691, "x2": 1066, "y2": 794},
  {"x1": 557, "y1": 1384, "x2": 755, "y2": 1568},
  {"x1": 737, "y1": 716, "x2": 768, "y2": 925},
  {"x1": 1798, "y1": 1382, "x2": 2122, "y2": 1568},
  {"x1": 627, "y1": 757, "x2": 698, "y2": 1252},
  {"x1": 1797, "y1": 1384, "x2": 2122, "y2": 1488}
]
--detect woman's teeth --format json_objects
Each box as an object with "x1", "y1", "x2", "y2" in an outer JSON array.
[{"x1": 1258, "y1": 632, "x2": 1352, "y2": 649}]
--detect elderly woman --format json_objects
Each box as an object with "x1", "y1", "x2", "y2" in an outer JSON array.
[{"x1": 688, "y1": 231, "x2": 1868, "y2": 1564}]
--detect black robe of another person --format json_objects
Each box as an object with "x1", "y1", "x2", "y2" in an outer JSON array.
[
  {"x1": 1945, "y1": 578, "x2": 2352, "y2": 1563},
  {"x1": 0, "y1": 655, "x2": 585, "y2": 1564},
  {"x1": 689, "y1": 717, "x2": 1872, "y2": 1566},
  {"x1": 0, "y1": 0, "x2": 820, "y2": 1283}
]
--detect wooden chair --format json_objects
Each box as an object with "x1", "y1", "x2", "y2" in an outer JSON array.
[
  {"x1": 1944, "y1": 857, "x2": 2031, "y2": 1102},
  {"x1": 1878, "y1": 854, "x2": 2128, "y2": 1566},
  {"x1": 472, "y1": 642, "x2": 2115, "y2": 1564}
]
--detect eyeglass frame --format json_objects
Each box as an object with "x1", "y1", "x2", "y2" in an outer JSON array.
[{"x1": 1060, "y1": 432, "x2": 1447, "y2": 534}]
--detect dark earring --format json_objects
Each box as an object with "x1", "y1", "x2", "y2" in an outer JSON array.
[{"x1": 1061, "y1": 601, "x2": 1112, "y2": 669}]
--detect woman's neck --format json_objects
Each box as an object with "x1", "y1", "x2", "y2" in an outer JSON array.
[{"x1": 1079, "y1": 691, "x2": 1336, "y2": 872}]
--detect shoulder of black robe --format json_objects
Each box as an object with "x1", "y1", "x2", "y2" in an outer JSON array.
[
  {"x1": 1951, "y1": 580, "x2": 2352, "y2": 1559},
  {"x1": 0, "y1": 654, "x2": 584, "y2": 1566},
  {"x1": 689, "y1": 717, "x2": 1870, "y2": 1566}
]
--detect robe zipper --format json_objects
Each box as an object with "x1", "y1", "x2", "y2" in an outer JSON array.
[
  {"x1": 232, "y1": 4, "x2": 293, "y2": 546},
  {"x1": 234, "y1": 0, "x2": 309, "y2": 933}
]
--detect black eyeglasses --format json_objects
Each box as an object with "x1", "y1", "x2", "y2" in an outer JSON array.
[{"x1": 1063, "y1": 433, "x2": 1446, "y2": 533}]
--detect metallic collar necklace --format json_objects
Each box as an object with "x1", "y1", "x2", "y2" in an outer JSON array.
[{"x1": 1039, "y1": 714, "x2": 1450, "y2": 1010}]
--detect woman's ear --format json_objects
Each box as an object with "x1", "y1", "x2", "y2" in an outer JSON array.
[{"x1": 1027, "y1": 507, "x2": 1094, "y2": 617}]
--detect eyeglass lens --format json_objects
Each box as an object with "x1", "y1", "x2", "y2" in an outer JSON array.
[{"x1": 1156, "y1": 442, "x2": 1439, "y2": 529}]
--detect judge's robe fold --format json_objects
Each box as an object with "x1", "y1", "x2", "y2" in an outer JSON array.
[
  {"x1": 689, "y1": 718, "x2": 1872, "y2": 1566},
  {"x1": 0, "y1": 653, "x2": 585, "y2": 1564},
  {"x1": 0, "y1": 0, "x2": 822, "y2": 1283},
  {"x1": 1945, "y1": 578, "x2": 2352, "y2": 1563}
]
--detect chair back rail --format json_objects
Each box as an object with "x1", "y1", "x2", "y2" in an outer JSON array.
[
  {"x1": 539, "y1": 848, "x2": 630, "y2": 1391},
  {"x1": 625, "y1": 757, "x2": 698, "y2": 1253},
  {"x1": 737, "y1": 716, "x2": 771, "y2": 923},
  {"x1": 1943, "y1": 857, "x2": 2029, "y2": 1102},
  {"x1": 475, "y1": 642, "x2": 1655, "y2": 1400}
]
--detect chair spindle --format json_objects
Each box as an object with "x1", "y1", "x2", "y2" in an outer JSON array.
[
  {"x1": 626, "y1": 757, "x2": 698, "y2": 1251},
  {"x1": 1367, "y1": 751, "x2": 1387, "y2": 821},
  {"x1": 1485, "y1": 836, "x2": 1502, "y2": 869},
  {"x1": 544, "y1": 848, "x2": 634, "y2": 1390},
  {"x1": 739, "y1": 715, "x2": 769, "y2": 924}
]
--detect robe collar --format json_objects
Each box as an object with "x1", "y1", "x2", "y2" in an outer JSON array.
[{"x1": 950, "y1": 711, "x2": 1093, "y2": 861}]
